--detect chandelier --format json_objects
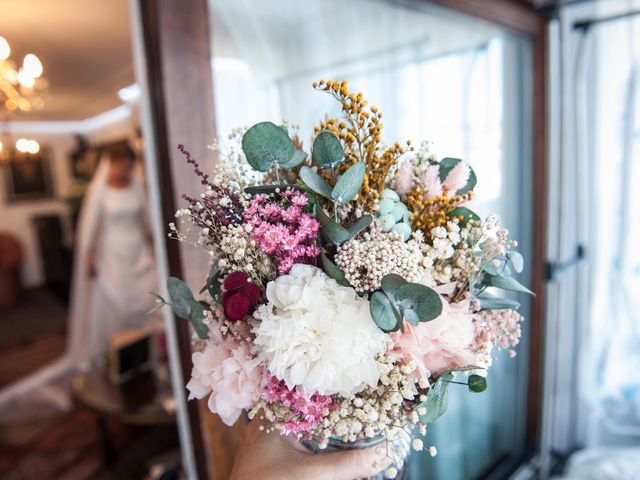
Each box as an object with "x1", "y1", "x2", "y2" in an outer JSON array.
[
  {"x1": 0, "y1": 35, "x2": 46, "y2": 160},
  {"x1": 0, "y1": 35, "x2": 46, "y2": 115}
]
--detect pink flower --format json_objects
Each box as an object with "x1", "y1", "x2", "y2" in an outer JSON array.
[
  {"x1": 261, "y1": 376, "x2": 334, "y2": 436},
  {"x1": 395, "y1": 160, "x2": 414, "y2": 196},
  {"x1": 244, "y1": 195, "x2": 320, "y2": 274},
  {"x1": 420, "y1": 164, "x2": 443, "y2": 199},
  {"x1": 442, "y1": 161, "x2": 470, "y2": 194},
  {"x1": 186, "y1": 330, "x2": 264, "y2": 426},
  {"x1": 390, "y1": 297, "x2": 476, "y2": 379}
]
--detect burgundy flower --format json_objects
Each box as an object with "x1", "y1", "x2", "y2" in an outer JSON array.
[
  {"x1": 223, "y1": 271, "x2": 248, "y2": 292},
  {"x1": 223, "y1": 294, "x2": 251, "y2": 322},
  {"x1": 240, "y1": 282, "x2": 261, "y2": 305}
]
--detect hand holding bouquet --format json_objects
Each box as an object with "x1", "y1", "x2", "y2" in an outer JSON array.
[{"x1": 161, "y1": 80, "x2": 531, "y2": 479}]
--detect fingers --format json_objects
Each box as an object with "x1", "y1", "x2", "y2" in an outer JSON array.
[{"x1": 308, "y1": 444, "x2": 392, "y2": 480}]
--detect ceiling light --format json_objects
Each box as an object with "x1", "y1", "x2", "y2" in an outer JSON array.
[
  {"x1": 0, "y1": 36, "x2": 10, "y2": 61},
  {"x1": 0, "y1": 36, "x2": 47, "y2": 115},
  {"x1": 23, "y1": 53, "x2": 43, "y2": 78}
]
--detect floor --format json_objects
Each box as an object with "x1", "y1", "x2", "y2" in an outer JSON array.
[
  {"x1": 0, "y1": 288, "x2": 180, "y2": 479},
  {"x1": 0, "y1": 288, "x2": 67, "y2": 387}
]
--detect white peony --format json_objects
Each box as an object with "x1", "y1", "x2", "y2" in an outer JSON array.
[{"x1": 253, "y1": 264, "x2": 388, "y2": 396}]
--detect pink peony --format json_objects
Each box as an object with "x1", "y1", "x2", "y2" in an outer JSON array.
[
  {"x1": 186, "y1": 330, "x2": 264, "y2": 426},
  {"x1": 389, "y1": 297, "x2": 476, "y2": 379}
]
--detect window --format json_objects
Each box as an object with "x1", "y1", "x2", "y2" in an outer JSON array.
[{"x1": 208, "y1": 1, "x2": 533, "y2": 477}]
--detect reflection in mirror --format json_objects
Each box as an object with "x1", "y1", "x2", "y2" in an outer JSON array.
[
  {"x1": 0, "y1": 1, "x2": 184, "y2": 478},
  {"x1": 209, "y1": 0, "x2": 532, "y2": 478}
]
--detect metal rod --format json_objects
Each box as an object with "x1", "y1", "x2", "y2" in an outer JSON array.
[{"x1": 574, "y1": 9, "x2": 640, "y2": 31}]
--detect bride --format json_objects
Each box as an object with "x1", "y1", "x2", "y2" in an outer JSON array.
[
  {"x1": 69, "y1": 144, "x2": 157, "y2": 363},
  {"x1": 0, "y1": 144, "x2": 157, "y2": 418}
]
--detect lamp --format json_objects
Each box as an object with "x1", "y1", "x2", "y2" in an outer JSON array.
[{"x1": 0, "y1": 35, "x2": 47, "y2": 114}]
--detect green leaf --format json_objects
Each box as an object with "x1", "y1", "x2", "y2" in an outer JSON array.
[
  {"x1": 346, "y1": 215, "x2": 373, "y2": 240},
  {"x1": 468, "y1": 374, "x2": 487, "y2": 393},
  {"x1": 380, "y1": 274, "x2": 406, "y2": 299},
  {"x1": 320, "y1": 253, "x2": 350, "y2": 287},
  {"x1": 241, "y1": 121, "x2": 295, "y2": 172},
  {"x1": 312, "y1": 131, "x2": 344, "y2": 168},
  {"x1": 369, "y1": 291, "x2": 401, "y2": 332},
  {"x1": 281, "y1": 149, "x2": 307, "y2": 168},
  {"x1": 419, "y1": 373, "x2": 453, "y2": 423},
  {"x1": 300, "y1": 166, "x2": 333, "y2": 199},
  {"x1": 489, "y1": 274, "x2": 534, "y2": 295},
  {"x1": 394, "y1": 283, "x2": 442, "y2": 324},
  {"x1": 448, "y1": 206, "x2": 480, "y2": 225},
  {"x1": 316, "y1": 206, "x2": 350, "y2": 245},
  {"x1": 166, "y1": 277, "x2": 209, "y2": 339},
  {"x1": 482, "y1": 257, "x2": 507, "y2": 276},
  {"x1": 200, "y1": 264, "x2": 221, "y2": 295},
  {"x1": 507, "y1": 251, "x2": 524, "y2": 273},
  {"x1": 145, "y1": 291, "x2": 168, "y2": 316},
  {"x1": 478, "y1": 296, "x2": 521, "y2": 310},
  {"x1": 331, "y1": 162, "x2": 365, "y2": 205}
]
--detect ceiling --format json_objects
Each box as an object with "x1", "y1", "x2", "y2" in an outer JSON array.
[{"x1": 0, "y1": 0, "x2": 133, "y2": 121}]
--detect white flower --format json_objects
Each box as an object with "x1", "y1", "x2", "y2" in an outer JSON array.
[{"x1": 253, "y1": 264, "x2": 388, "y2": 396}]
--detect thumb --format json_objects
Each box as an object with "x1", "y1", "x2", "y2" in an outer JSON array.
[{"x1": 307, "y1": 444, "x2": 392, "y2": 480}]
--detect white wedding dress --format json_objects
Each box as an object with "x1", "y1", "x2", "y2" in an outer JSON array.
[{"x1": 0, "y1": 160, "x2": 158, "y2": 421}]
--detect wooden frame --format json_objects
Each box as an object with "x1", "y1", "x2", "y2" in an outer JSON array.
[
  {"x1": 433, "y1": 0, "x2": 549, "y2": 470},
  {"x1": 140, "y1": 0, "x2": 548, "y2": 478},
  {"x1": 3, "y1": 147, "x2": 55, "y2": 202}
]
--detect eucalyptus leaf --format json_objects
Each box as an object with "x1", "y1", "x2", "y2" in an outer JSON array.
[
  {"x1": 312, "y1": 131, "x2": 344, "y2": 168},
  {"x1": 241, "y1": 121, "x2": 295, "y2": 172},
  {"x1": 200, "y1": 264, "x2": 221, "y2": 295},
  {"x1": 281, "y1": 149, "x2": 307, "y2": 168},
  {"x1": 320, "y1": 253, "x2": 351, "y2": 287},
  {"x1": 370, "y1": 291, "x2": 401, "y2": 332},
  {"x1": 482, "y1": 257, "x2": 507, "y2": 277},
  {"x1": 380, "y1": 274, "x2": 407, "y2": 299},
  {"x1": 448, "y1": 206, "x2": 480, "y2": 225},
  {"x1": 316, "y1": 206, "x2": 351, "y2": 244},
  {"x1": 145, "y1": 291, "x2": 168, "y2": 316},
  {"x1": 331, "y1": 162, "x2": 365, "y2": 205},
  {"x1": 419, "y1": 373, "x2": 453, "y2": 423},
  {"x1": 346, "y1": 215, "x2": 373, "y2": 240},
  {"x1": 507, "y1": 251, "x2": 524, "y2": 273},
  {"x1": 478, "y1": 296, "x2": 521, "y2": 310},
  {"x1": 468, "y1": 374, "x2": 488, "y2": 393},
  {"x1": 300, "y1": 166, "x2": 333, "y2": 199},
  {"x1": 394, "y1": 283, "x2": 442, "y2": 324},
  {"x1": 489, "y1": 274, "x2": 534, "y2": 295},
  {"x1": 166, "y1": 277, "x2": 209, "y2": 339}
]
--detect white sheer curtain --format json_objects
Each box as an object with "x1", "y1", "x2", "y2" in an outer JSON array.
[
  {"x1": 208, "y1": 1, "x2": 532, "y2": 477},
  {"x1": 581, "y1": 7, "x2": 640, "y2": 446},
  {"x1": 545, "y1": 1, "x2": 640, "y2": 461}
]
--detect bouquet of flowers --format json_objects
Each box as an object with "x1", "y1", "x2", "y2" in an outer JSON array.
[{"x1": 162, "y1": 80, "x2": 531, "y2": 479}]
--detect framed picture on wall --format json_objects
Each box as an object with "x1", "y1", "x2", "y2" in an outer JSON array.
[{"x1": 4, "y1": 148, "x2": 54, "y2": 202}]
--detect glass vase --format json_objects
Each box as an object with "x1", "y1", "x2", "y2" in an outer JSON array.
[{"x1": 300, "y1": 428, "x2": 412, "y2": 480}]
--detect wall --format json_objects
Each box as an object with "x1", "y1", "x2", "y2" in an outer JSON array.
[{"x1": 0, "y1": 105, "x2": 139, "y2": 287}]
